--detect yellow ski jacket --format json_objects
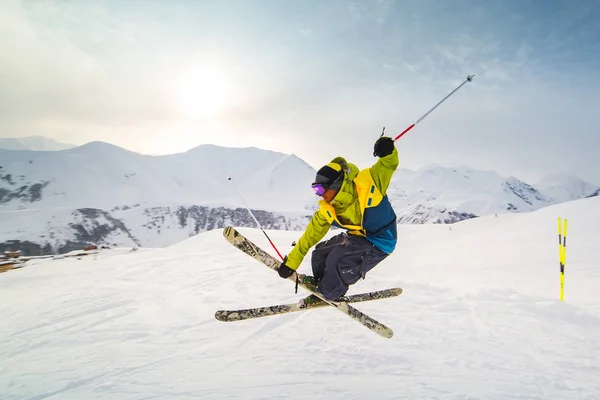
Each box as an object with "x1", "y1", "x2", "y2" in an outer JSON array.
[{"x1": 286, "y1": 148, "x2": 399, "y2": 270}]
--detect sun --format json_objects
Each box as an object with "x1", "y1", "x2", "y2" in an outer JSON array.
[{"x1": 174, "y1": 65, "x2": 235, "y2": 119}]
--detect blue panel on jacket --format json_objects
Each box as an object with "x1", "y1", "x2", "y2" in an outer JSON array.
[{"x1": 363, "y1": 195, "x2": 397, "y2": 254}]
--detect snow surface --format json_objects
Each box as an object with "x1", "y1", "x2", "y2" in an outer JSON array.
[
  {"x1": 0, "y1": 136, "x2": 75, "y2": 151},
  {"x1": 1, "y1": 197, "x2": 599, "y2": 399}
]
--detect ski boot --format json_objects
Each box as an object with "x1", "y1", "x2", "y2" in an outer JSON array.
[
  {"x1": 297, "y1": 294, "x2": 324, "y2": 308},
  {"x1": 296, "y1": 274, "x2": 319, "y2": 292}
]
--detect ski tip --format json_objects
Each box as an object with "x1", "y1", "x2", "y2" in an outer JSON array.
[
  {"x1": 215, "y1": 310, "x2": 235, "y2": 322},
  {"x1": 384, "y1": 287, "x2": 402, "y2": 297},
  {"x1": 223, "y1": 226, "x2": 235, "y2": 238}
]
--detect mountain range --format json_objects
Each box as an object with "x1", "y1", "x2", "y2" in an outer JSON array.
[
  {"x1": 0, "y1": 139, "x2": 598, "y2": 254},
  {"x1": 388, "y1": 165, "x2": 597, "y2": 223},
  {"x1": 0, "y1": 136, "x2": 75, "y2": 151}
]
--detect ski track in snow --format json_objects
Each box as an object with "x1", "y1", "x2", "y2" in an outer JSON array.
[{"x1": 1, "y1": 198, "x2": 600, "y2": 399}]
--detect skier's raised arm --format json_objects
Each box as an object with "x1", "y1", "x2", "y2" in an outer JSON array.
[{"x1": 369, "y1": 136, "x2": 399, "y2": 196}]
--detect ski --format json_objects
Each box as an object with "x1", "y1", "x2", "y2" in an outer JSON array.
[
  {"x1": 222, "y1": 226, "x2": 396, "y2": 338},
  {"x1": 215, "y1": 287, "x2": 402, "y2": 322}
]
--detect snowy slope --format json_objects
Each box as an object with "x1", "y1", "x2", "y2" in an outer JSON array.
[
  {"x1": 0, "y1": 136, "x2": 75, "y2": 151},
  {"x1": 1, "y1": 197, "x2": 599, "y2": 399},
  {"x1": 0, "y1": 207, "x2": 139, "y2": 255}
]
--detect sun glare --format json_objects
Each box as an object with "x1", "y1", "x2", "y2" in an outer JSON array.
[{"x1": 175, "y1": 65, "x2": 235, "y2": 119}]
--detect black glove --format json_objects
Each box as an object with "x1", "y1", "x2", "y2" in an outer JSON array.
[
  {"x1": 373, "y1": 136, "x2": 395, "y2": 157},
  {"x1": 278, "y1": 256, "x2": 295, "y2": 278}
]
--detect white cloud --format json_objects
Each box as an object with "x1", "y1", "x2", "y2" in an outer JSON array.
[{"x1": 0, "y1": 1, "x2": 171, "y2": 125}]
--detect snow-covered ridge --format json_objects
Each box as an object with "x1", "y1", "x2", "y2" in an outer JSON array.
[
  {"x1": 0, "y1": 141, "x2": 317, "y2": 213},
  {"x1": 388, "y1": 164, "x2": 598, "y2": 223},
  {"x1": 1, "y1": 141, "x2": 598, "y2": 253},
  {"x1": 535, "y1": 173, "x2": 600, "y2": 202},
  {"x1": 0, "y1": 204, "x2": 311, "y2": 255}
]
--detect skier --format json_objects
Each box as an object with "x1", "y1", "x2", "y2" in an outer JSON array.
[{"x1": 278, "y1": 136, "x2": 399, "y2": 300}]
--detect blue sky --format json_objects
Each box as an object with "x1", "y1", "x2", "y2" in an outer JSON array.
[{"x1": 1, "y1": 0, "x2": 599, "y2": 183}]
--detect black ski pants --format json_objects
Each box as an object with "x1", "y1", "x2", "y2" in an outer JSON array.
[{"x1": 311, "y1": 232, "x2": 388, "y2": 300}]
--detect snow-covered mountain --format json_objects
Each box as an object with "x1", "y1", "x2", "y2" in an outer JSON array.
[
  {"x1": 0, "y1": 136, "x2": 75, "y2": 151},
  {"x1": 1, "y1": 143, "x2": 598, "y2": 254},
  {"x1": 0, "y1": 142, "x2": 317, "y2": 254},
  {"x1": 388, "y1": 164, "x2": 573, "y2": 224},
  {"x1": 534, "y1": 173, "x2": 599, "y2": 203},
  {"x1": 0, "y1": 205, "x2": 310, "y2": 255},
  {"x1": 0, "y1": 141, "x2": 316, "y2": 212}
]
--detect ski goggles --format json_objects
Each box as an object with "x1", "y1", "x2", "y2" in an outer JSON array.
[
  {"x1": 311, "y1": 174, "x2": 343, "y2": 197},
  {"x1": 311, "y1": 183, "x2": 328, "y2": 196}
]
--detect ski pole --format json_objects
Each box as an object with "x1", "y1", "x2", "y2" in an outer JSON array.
[
  {"x1": 394, "y1": 75, "x2": 475, "y2": 141},
  {"x1": 558, "y1": 218, "x2": 568, "y2": 301},
  {"x1": 227, "y1": 177, "x2": 285, "y2": 261}
]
